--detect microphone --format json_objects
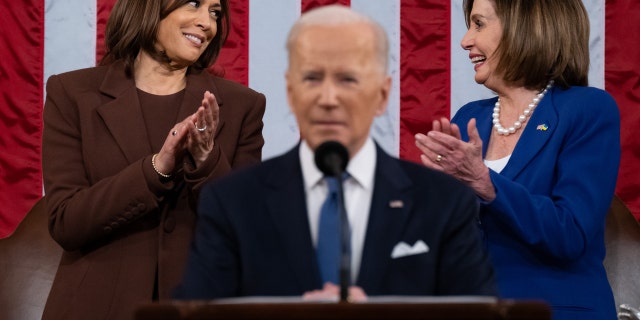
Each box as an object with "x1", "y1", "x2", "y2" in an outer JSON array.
[
  {"x1": 314, "y1": 141, "x2": 351, "y2": 303},
  {"x1": 314, "y1": 141, "x2": 349, "y2": 176}
]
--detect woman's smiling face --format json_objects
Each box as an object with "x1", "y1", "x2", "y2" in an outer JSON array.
[
  {"x1": 155, "y1": 0, "x2": 221, "y2": 68},
  {"x1": 460, "y1": 0, "x2": 503, "y2": 89}
]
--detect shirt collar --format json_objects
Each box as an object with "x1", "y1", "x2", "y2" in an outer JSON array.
[{"x1": 300, "y1": 138, "x2": 376, "y2": 191}]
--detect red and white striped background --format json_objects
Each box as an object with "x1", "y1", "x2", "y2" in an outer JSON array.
[{"x1": 1, "y1": 0, "x2": 638, "y2": 238}]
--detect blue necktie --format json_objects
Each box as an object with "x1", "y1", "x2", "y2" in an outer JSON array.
[{"x1": 317, "y1": 175, "x2": 348, "y2": 285}]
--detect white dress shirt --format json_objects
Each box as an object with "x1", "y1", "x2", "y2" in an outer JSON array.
[{"x1": 300, "y1": 138, "x2": 376, "y2": 283}]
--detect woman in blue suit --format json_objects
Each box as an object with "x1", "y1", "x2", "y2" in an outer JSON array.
[{"x1": 415, "y1": 0, "x2": 620, "y2": 319}]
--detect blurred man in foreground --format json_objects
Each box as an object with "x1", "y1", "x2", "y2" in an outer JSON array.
[{"x1": 174, "y1": 4, "x2": 495, "y2": 300}]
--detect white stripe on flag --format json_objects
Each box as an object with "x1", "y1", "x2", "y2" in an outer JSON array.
[
  {"x1": 249, "y1": 0, "x2": 301, "y2": 160},
  {"x1": 352, "y1": 0, "x2": 401, "y2": 157},
  {"x1": 585, "y1": 0, "x2": 605, "y2": 90},
  {"x1": 44, "y1": 0, "x2": 97, "y2": 85}
]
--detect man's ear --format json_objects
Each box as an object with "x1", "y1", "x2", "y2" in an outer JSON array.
[
  {"x1": 285, "y1": 71, "x2": 295, "y2": 114},
  {"x1": 375, "y1": 75, "x2": 392, "y2": 116}
]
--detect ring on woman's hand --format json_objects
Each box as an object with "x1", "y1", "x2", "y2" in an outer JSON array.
[
  {"x1": 171, "y1": 130, "x2": 177, "y2": 136},
  {"x1": 435, "y1": 154, "x2": 443, "y2": 162},
  {"x1": 196, "y1": 125, "x2": 207, "y2": 132}
]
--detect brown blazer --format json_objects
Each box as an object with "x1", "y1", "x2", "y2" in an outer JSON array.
[{"x1": 41, "y1": 61, "x2": 265, "y2": 320}]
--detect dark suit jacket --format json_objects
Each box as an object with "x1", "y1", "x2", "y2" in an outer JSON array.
[
  {"x1": 453, "y1": 86, "x2": 619, "y2": 320},
  {"x1": 175, "y1": 144, "x2": 496, "y2": 298},
  {"x1": 41, "y1": 61, "x2": 265, "y2": 320}
]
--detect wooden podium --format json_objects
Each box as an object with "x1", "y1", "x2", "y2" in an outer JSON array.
[{"x1": 135, "y1": 296, "x2": 551, "y2": 320}]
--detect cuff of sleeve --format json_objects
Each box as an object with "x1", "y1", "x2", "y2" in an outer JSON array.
[
  {"x1": 477, "y1": 170, "x2": 500, "y2": 206},
  {"x1": 184, "y1": 145, "x2": 221, "y2": 182},
  {"x1": 144, "y1": 155, "x2": 174, "y2": 194},
  {"x1": 477, "y1": 195, "x2": 493, "y2": 206}
]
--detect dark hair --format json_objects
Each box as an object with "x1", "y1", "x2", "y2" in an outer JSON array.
[
  {"x1": 101, "y1": 0, "x2": 230, "y2": 77},
  {"x1": 463, "y1": 0, "x2": 589, "y2": 89}
]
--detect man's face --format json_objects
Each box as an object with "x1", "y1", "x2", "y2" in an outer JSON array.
[{"x1": 286, "y1": 22, "x2": 391, "y2": 157}]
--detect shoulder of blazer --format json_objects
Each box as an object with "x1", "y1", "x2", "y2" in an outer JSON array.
[
  {"x1": 210, "y1": 74, "x2": 264, "y2": 97},
  {"x1": 550, "y1": 86, "x2": 619, "y2": 119},
  {"x1": 46, "y1": 64, "x2": 112, "y2": 94},
  {"x1": 182, "y1": 69, "x2": 265, "y2": 110}
]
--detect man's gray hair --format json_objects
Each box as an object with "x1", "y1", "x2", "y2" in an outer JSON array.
[{"x1": 285, "y1": 4, "x2": 389, "y2": 73}]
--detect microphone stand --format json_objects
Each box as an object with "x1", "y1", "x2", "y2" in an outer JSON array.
[
  {"x1": 335, "y1": 172, "x2": 350, "y2": 303},
  {"x1": 314, "y1": 141, "x2": 351, "y2": 303}
]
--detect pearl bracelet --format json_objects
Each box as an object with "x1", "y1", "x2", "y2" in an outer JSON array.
[{"x1": 151, "y1": 154, "x2": 171, "y2": 178}]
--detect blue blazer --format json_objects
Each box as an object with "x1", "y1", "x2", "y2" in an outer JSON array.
[
  {"x1": 175, "y1": 144, "x2": 496, "y2": 298},
  {"x1": 452, "y1": 86, "x2": 620, "y2": 320}
]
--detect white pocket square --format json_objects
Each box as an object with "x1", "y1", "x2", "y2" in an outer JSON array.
[{"x1": 390, "y1": 240, "x2": 430, "y2": 259}]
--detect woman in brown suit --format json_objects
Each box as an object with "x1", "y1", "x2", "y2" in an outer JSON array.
[{"x1": 41, "y1": 0, "x2": 265, "y2": 319}]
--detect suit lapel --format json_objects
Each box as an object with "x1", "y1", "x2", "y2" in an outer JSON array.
[
  {"x1": 357, "y1": 146, "x2": 413, "y2": 289},
  {"x1": 264, "y1": 146, "x2": 321, "y2": 290},
  {"x1": 475, "y1": 101, "x2": 495, "y2": 157},
  {"x1": 501, "y1": 91, "x2": 558, "y2": 179},
  {"x1": 96, "y1": 62, "x2": 150, "y2": 163},
  {"x1": 474, "y1": 92, "x2": 558, "y2": 179}
]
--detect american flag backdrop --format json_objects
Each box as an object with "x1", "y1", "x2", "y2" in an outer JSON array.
[{"x1": 1, "y1": 0, "x2": 639, "y2": 238}]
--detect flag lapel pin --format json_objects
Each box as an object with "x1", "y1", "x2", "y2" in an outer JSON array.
[{"x1": 536, "y1": 124, "x2": 549, "y2": 131}]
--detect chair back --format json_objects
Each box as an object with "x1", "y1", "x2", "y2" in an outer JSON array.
[
  {"x1": 0, "y1": 198, "x2": 62, "y2": 320},
  {"x1": 604, "y1": 196, "x2": 640, "y2": 316}
]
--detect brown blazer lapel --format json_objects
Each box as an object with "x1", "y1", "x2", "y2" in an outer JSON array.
[
  {"x1": 96, "y1": 62, "x2": 151, "y2": 163},
  {"x1": 94, "y1": 65, "x2": 230, "y2": 164}
]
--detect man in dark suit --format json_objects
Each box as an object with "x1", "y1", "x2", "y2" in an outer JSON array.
[{"x1": 175, "y1": 4, "x2": 495, "y2": 300}]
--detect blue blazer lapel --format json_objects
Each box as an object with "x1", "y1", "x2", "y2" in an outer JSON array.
[
  {"x1": 501, "y1": 94, "x2": 558, "y2": 179},
  {"x1": 473, "y1": 92, "x2": 558, "y2": 179},
  {"x1": 357, "y1": 146, "x2": 413, "y2": 289},
  {"x1": 263, "y1": 146, "x2": 322, "y2": 290},
  {"x1": 474, "y1": 102, "x2": 495, "y2": 157}
]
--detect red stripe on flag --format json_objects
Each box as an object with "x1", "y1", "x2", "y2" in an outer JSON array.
[
  {"x1": 605, "y1": 0, "x2": 640, "y2": 220},
  {"x1": 302, "y1": 0, "x2": 351, "y2": 12},
  {"x1": 214, "y1": 1, "x2": 249, "y2": 85},
  {"x1": 96, "y1": 0, "x2": 117, "y2": 64},
  {"x1": 399, "y1": 0, "x2": 451, "y2": 162},
  {"x1": 0, "y1": 0, "x2": 45, "y2": 238}
]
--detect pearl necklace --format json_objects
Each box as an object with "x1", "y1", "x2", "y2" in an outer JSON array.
[{"x1": 493, "y1": 80, "x2": 554, "y2": 135}]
